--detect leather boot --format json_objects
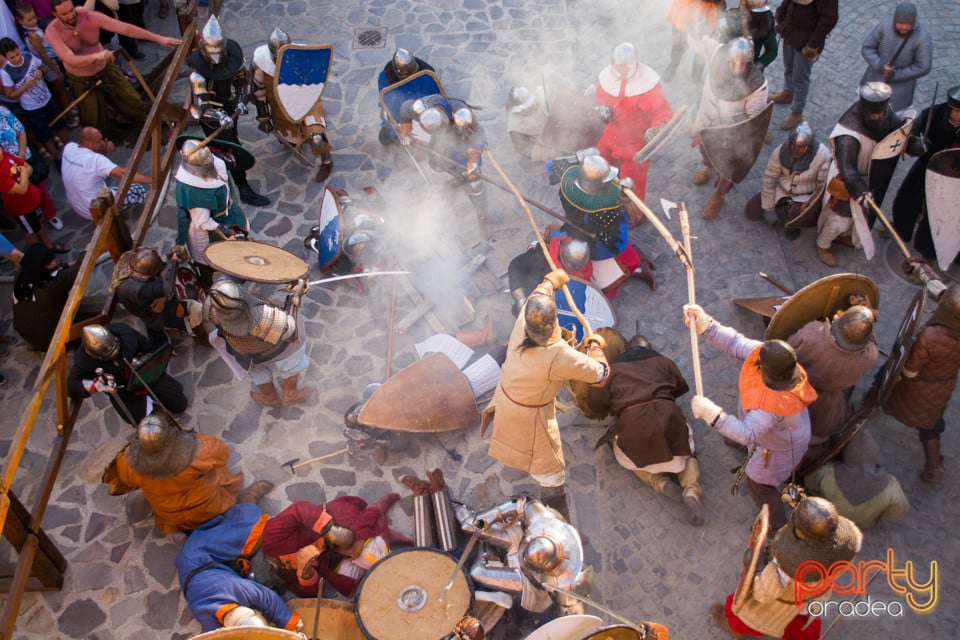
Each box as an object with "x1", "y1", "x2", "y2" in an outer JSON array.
[
  {"x1": 251, "y1": 382, "x2": 282, "y2": 408},
  {"x1": 539, "y1": 485, "x2": 570, "y2": 521},
  {"x1": 237, "y1": 182, "x2": 270, "y2": 207},
  {"x1": 768, "y1": 91, "x2": 793, "y2": 105},
  {"x1": 316, "y1": 158, "x2": 333, "y2": 182},
  {"x1": 632, "y1": 246, "x2": 657, "y2": 291},
  {"x1": 236, "y1": 480, "x2": 275, "y2": 504},
  {"x1": 920, "y1": 438, "x2": 945, "y2": 484},
  {"x1": 282, "y1": 374, "x2": 315, "y2": 406},
  {"x1": 780, "y1": 110, "x2": 804, "y2": 130},
  {"x1": 633, "y1": 470, "x2": 682, "y2": 502},
  {"x1": 702, "y1": 190, "x2": 725, "y2": 219},
  {"x1": 455, "y1": 316, "x2": 494, "y2": 347},
  {"x1": 711, "y1": 603, "x2": 745, "y2": 639},
  {"x1": 817, "y1": 245, "x2": 837, "y2": 267},
  {"x1": 693, "y1": 167, "x2": 715, "y2": 186},
  {"x1": 677, "y1": 457, "x2": 705, "y2": 526}
]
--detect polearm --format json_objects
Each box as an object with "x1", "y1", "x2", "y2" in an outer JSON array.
[
  {"x1": 678, "y1": 202, "x2": 703, "y2": 396},
  {"x1": 49, "y1": 79, "x2": 102, "y2": 127},
  {"x1": 621, "y1": 186, "x2": 693, "y2": 269},
  {"x1": 183, "y1": 110, "x2": 242, "y2": 159},
  {"x1": 411, "y1": 140, "x2": 596, "y2": 239},
  {"x1": 863, "y1": 194, "x2": 911, "y2": 258},
  {"x1": 122, "y1": 356, "x2": 192, "y2": 432},
  {"x1": 484, "y1": 147, "x2": 593, "y2": 337}
]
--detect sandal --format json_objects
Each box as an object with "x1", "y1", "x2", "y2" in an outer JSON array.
[
  {"x1": 158, "y1": 0, "x2": 169, "y2": 19},
  {"x1": 51, "y1": 242, "x2": 71, "y2": 254}
]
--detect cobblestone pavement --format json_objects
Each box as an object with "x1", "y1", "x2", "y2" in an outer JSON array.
[{"x1": 1, "y1": 0, "x2": 958, "y2": 638}]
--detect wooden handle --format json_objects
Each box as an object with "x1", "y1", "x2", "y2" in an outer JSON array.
[{"x1": 678, "y1": 203, "x2": 704, "y2": 396}]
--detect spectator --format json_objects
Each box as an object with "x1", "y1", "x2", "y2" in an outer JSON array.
[
  {"x1": 11, "y1": 244, "x2": 88, "y2": 350},
  {"x1": 13, "y1": 3, "x2": 77, "y2": 127},
  {"x1": 0, "y1": 103, "x2": 62, "y2": 229},
  {"x1": 116, "y1": 0, "x2": 146, "y2": 60},
  {"x1": 859, "y1": 2, "x2": 932, "y2": 115},
  {"x1": 769, "y1": 0, "x2": 839, "y2": 131},
  {"x1": 0, "y1": 148, "x2": 68, "y2": 253},
  {"x1": 0, "y1": 37, "x2": 69, "y2": 162},
  {"x1": 0, "y1": 232, "x2": 23, "y2": 386},
  {"x1": 60, "y1": 126, "x2": 150, "y2": 220}
]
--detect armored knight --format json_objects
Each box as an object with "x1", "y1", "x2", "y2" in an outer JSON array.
[
  {"x1": 101, "y1": 412, "x2": 273, "y2": 534},
  {"x1": 114, "y1": 247, "x2": 206, "y2": 345},
  {"x1": 455, "y1": 494, "x2": 591, "y2": 616},
  {"x1": 203, "y1": 276, "x2": 312, "y2": 408},
  {"x1": 747, "y1": 121, "x2": 832, "y2": 235},
  {"x1": 66, "y1": 324, "x2": 188, "y2": 426},
  {"x1": 558, "y1": 154, "x2": 655, "y2": 296},
  {"x1": 399, "y1": 98, "x2": 491, "y2": 235},
  {"x1": 186, "y1": 16, "x2": 270, "y2": 207},
  {"x1": 712, "y1": 497, "x2": 862, "y2": 639},
  {"x1": 691, "y1": 36, "x2": 769, "y2": 219},
  {"x1": 787, "y1": 305, "x2": 879, "y2": 445},
  {"x1": 594, "y1": 42, "x2": 673, "y2": 201},
  {"x1": 505, "y1": 86, "x2": 552, "y2": 162},
  {"x1": 251, "y1": 27, "x2": 334, "y2": 182},
  {"x1": 377, "y1": 48, "x2": 436, "y2": 144},
  {"x1": 816, "y1": 82, "x2": 914, "y2": 266},
  {"x1": 507, "y1": 231, "x2": 591, "y2": 316},
  {"x1": 174, "y1": 139, "x2": 249, "y2": 289}
]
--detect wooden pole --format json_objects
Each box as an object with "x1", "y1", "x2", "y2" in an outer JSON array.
[
  {"x1": 678, "y1": 202, "x2": 704, "y2": 396},
  {"x1": 484, "y1": 147, "x2": 593, "y2": 337},
  {"x1": 117, "y1": 47, "x2": 156, "y2": 102},
  {"x1": 621, "y1": 187, "x2": 693, "y2": 270},
  {"x1": 864, "y1": 194, "x2": 911, "y2": 258},
  {"x1": 48, "y1": 80, "x2": 101, "y2": 127}
]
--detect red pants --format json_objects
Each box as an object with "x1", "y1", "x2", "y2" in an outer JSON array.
[{"x1": 724, "y1": 593, "x2": 821, "y2": 640}]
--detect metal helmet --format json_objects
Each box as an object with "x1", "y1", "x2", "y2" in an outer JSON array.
[
  {"x1": 558, "y1": 238, "x2": 589, "y2": 272},
  {"x1": 725, "y1": 37, "x2": 754, "y2": 74},
  {"x1": 208, "y1": 277, "x2": 253, "y2": 332},
  {"x1": 506, "y1": 86, "x2": 535, "y2": 113},
  {"x1": 324, "y1": 524, "x2": 356, "y2": 550},
  {"x1": 788, "y1": 121, "x2": 815, "y2": 156},
  {"x1": 82, "y1": 325, "x2": 120, "y2": 361},
  {"x1": 758, "y1": 339, "x2": 802, "y2": 391},
  {"x1": 452, "y1": 107, "x2": 476, "y2": 134},
  {"x1": 453, "y1": 616, "x2": 485, "y2": 640},
  {"x1": 830, "y1": 305, "x2": 875, "y2": 352},
  {"x1": 419, "y1": 106, "x2": 447, "y2": 134},
  {"x1": 180, "y1": 138, "x2": 213, "y2": 167},
  {"x1": 628, "y1": 333, "x2": 651, "y2": 349},
  {"x1": 524, "y1": 292, "x2": 558, "y2": 346},
  {"x1": 521, "y1": 534, "x2": 563, "y2": 573},
  {"x1": 575, "y1": 155, "x2": 618, "y2": 194},
  {"x1": 747, "y1": 0, "x2": 770, "y2": 10},
  {"x1": 267, "y1": 26, "x2": 291, "y2": 62},
  {"x1": 222, "y1": 606, "x2": 269, "y2": 627},
  {"x1": 611, "y1": 42, "x2": 636, "y2": 66},
  {"x1": 136, "y1": 413, "x2": 177, "y2": 455},
  {"x1": 391, "y1": 48, "x2": 418, "y2": 79},
  {"x1": 858, "y1": 82, "x2": 892, "y2": 117},
  {"x1": 129, "y1": 248, "x2": 163, "y2": 278},
  {"x1": 793, "y1": 497, "x2": 839, "y2": 542},
  {"x1": 931, "y1": 284, "x2": 960, "y2": 330},
  {"x1": 947, "y1": 85, "x2": 960, "y2": 110},
  {"x1": 199, "y1": 15, "x2": 227, "y2": 66}
]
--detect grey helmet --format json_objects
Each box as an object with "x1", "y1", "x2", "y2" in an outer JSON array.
[
  {"x1": 82, "y1": 325, "x2": 120, "y2": 361},
  {"x1": 858, "y1": 82, "x2": 893, "y2": 117},
  {"x1": 788, "y1": 120, "x2": 816, "y2": 156},
  {"x1": 947, "y1": 85, "x2": 960, "y2": 110},
  {"x1": 267, "y1": 26, "x2": 291, "y2": 62},
  {"x1": 391, "y1": 48, "x2": 418, "y2": 79},
  {"x1": 522, "y1": 534, "x2": 563, "y2": 573},
  {"x1": 506, "y1": 86, "x2": 535, "y2": 113},
  {"x1": 180, "y1": 139, "x2": 217, "y2": 178},
  {"x1": 208, "y1": 277, "x2": 256, "y2": 334},
  {"x1": 830, "y1": 305, "x2": 875, "y2": 352},
  {"x1": 419, "y1": 106, "x2": 447, "y2": 134},
  {"x1": 575, "y1": 155, "x2": 618, "y2": 195},
  {"x1": 726, "y1": 37, "x2": 754, "y2": 75},
  {"x1": 199, "y1": 15, "x2": 227, "y2": 66},
  {"x1": 452, "y1": 107, "x2": 476, "y2": 134},
  {"x1": 558, "y1": 238, "x2": 589, "y2": 272},
  {"x1": 610, "y1": 42, "x2": 637, "y2": 79}
]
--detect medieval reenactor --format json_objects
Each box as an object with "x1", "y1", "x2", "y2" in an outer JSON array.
[
  {"x1": 594, "y1": 42, "x2": 673, "y2": 202},
  {"x1": 684, "y1": 304, "x2": 816, "y2": 530},
  {"x1": 67, "y1": 324, "x2": 187, "y2": 426},
  {"x1": 506, "y1": 230, "x2": 591, "y2": 316},
  {"x1": 251, "y1": 27, "x2": 334, "y2": 181},
  {"x1": 558, "y1": 153, "x2": 656, "y2": 296},
  {"x1": 203, "y1": 276, "x2": 312, "y2": 408},
  {"x1": 712, "y1": 497, "x2": 862, "y2": 639},
  {"x1": 377, "y1": 48, "x2": 435, "y2": 144},
  {"x1": 261, "y1": 495, "x2": 413, "y2": 598},
  {"x1": 787, "y1": 305, "x2": 879, "y2": 445},
  {"x1": 691, "y1": 37, "x2": 769, "y2": 219},
  {"x1": 882, "y1": 267, "x2": 960, "y2": 485},
  {"x1": 891, "y1": 85, "x2": 960, "y2": 262},
  {"x1": 747, "y1": 120, "x2": 831, "y2": 236},
  {"x1": 816, "y1": 82, "x2": 914, "y2": 266},
  {"x1": 481, "y1": 269, "x2": 609, "y2": 519},
  {"x1": 661, "y1": 0, "x2": 725, "y2": 82},
  {"x1": 588, "y1": 333, "x2": 704, "y2": 526},
  {"x1": 174, "y1": 139, "x2": 249, "y2": 289},
  {"x1": 114, "y1": 246, "x2": 206, "y2": 345},
  {"x1": 176, "y1": 503, "x2": 303, "y2": 632},
  {"x1": 505, "y1": 86, "x2": 552, "y2": 162},
  {"x1": 186, "y1": 16, "x2": 270, "y2": 206},
  {"x1": 12, "y1": 245, "x2": 84, "y2": 351},
  {"x1": 101, "y1": 412, "x2": 274, "y2": 534},
  {"x1": 746, "y1": 0, "x2": 778, "y2": 68},
  {"x1": 803, "y1": 428, "x2": 910, "y2": 529}
]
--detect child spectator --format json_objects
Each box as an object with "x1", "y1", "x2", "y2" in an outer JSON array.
[
  {"x1": 0, "y1": 148, "x2": 69, "y2": 253},
  {"x1": 0, "y1": 103, "x2": 62, "y2": 229},
  {"x1": 13, "y1": 4, "x2": 77, "y2": 127},
  {"x1": 0, "y1": 37, "x2": 68, "y2": 162}
]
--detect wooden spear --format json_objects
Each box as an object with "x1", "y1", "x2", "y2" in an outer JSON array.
[
  {"x1": 621, "y1": 186, "x2": 693, "y2": 270},
  {"x1": 48, "y1": 79, "x2": 102, "y2": 127},
  {"x1": 678, "y1": 202, "x2": 703, "y2": 396}
]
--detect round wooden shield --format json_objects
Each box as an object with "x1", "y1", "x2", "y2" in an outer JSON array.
[
  {"x1": 764, "y1": 273, "x2": 879, "y2": 341},
  {"x1": 355, "y1": 548, "x2": 474, "y2": 640},
  {"x1": 526, "y1": 614, "x2": 604, "y2": 640},
  {"x1": 204, "y1": 240, "x2": 309, "y2": 284},
  {"x1": 287, "y1": 598, "x2": 366, "y2": 640},
  {"x1": 188, "y1": 628, "x2": 303, "y2": 640},
  {"x1": 580, "y1": 626, "x2": 645, "y2": 640}
]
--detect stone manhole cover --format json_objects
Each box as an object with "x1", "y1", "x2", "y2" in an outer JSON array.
[{"x1": 354, "y1": 28, "x2": 387, "y2": 49}]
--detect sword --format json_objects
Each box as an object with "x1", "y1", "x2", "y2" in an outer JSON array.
[
  {"x1": 122, "y1": 355, "x2": 191, "y2": 431},
  {"x1": 307, "y1": 270, "x2": 410, "y2": 287},
  {"x1": 438, "y1": 525, "x2": 483, "y2": 603},
  {"x1": 95, "y1": 367, "x2": 139, "y2": 427},
  {"x1": 401, "y1": 142, "x2": 433, "y2": 185},
  {"x1": 923, "y1": 82, "x2": 939, "y2": 140}
]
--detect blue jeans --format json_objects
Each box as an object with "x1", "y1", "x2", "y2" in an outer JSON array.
[{"x1": 782, "y1": 43, "x2": 814, "y2": 113}]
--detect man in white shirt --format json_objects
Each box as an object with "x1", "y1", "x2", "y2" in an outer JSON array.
[{"x1": 60, "y1": 126, "x2": 150, "y2": 219}]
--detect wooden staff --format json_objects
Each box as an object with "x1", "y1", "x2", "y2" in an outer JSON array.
[
  {"x1": 49, "y1": 79, "x2": 102, "y2": 127},
  {"x1": 620, "y1": 186, "x2": 693, "y2": 270},
  {"x1": 484, "y1": 147, "x2": 593, "y2": 337},
  {"x1": 678, "y1": 202, "x2": 703, "y2": 396},
  {"x1": 864, "y1": 194, "x2": 911, "y2": 258},
  {"x1": 182, "y1": 110, "x2": 241, "y2": 158},
  {"x1": 117, "y1": 47, "x2": 155, "y2": 102}
]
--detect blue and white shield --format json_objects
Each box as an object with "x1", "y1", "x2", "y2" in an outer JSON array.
[
  {"x1": 315, "y1": 186, "x2": 343, "y2": 271},
  {"x1": 378, "y1": 70, "x2": 445, "y2": 128},
  {"x1": 555, "y1": 277, "x2": 617, "y2": 343},
  {"x1": 274, "y1": 44, "x2": 333, "y2": 123}
]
